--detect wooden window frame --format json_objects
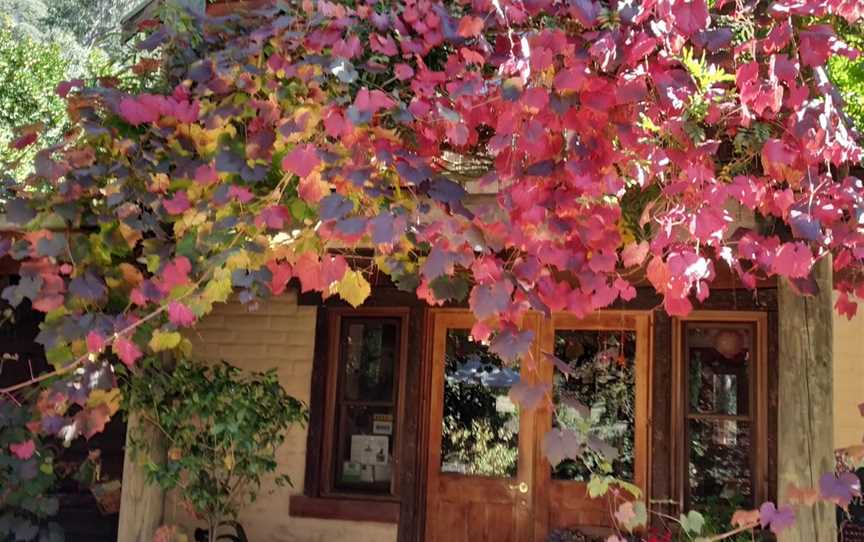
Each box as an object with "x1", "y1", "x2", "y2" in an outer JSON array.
[
  {"x1": 671, "y1": 311, "x2": 769, "y2": 511},
  {"x1": 320, "y1": 307, "x2": 410, "y2": 501},
  {"x1": 290, "y1": 307, "x2": 410, "y2": 524}
]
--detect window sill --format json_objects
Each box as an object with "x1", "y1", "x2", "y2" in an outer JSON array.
[{"x1": 289, "y1": 495, "x2": 399, "y2": 524}]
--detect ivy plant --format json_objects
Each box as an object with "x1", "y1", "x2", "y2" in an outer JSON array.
[{"x1": 123, "y1": 359, "x2": 307, "y2": 542}]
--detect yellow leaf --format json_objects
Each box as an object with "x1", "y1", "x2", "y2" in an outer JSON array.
[
  {"x1": 148, "y1": 330, "x2": 182, "y2": 352},
  {"x1": 226, "y1": 249, "x2": 251, "y2": 271},
  {"x1": 223, "y1": 451, "x2": 235, "y2": 470},
  {"x1": 335, "y1": 270, "x2": 370, "y2": 308}
]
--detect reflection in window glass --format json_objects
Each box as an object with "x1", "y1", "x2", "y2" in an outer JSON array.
[
  {"x1": 552, "y1": 330, "x2": 636, "y2": 482},
  {"x1": 688, "y1": 419, "x2": 752, "y2": 506},
  {"x1": 684, "y1": 322, "x2": 755, "y2": 510},
  {"x1": 440, "y1": 329, "x2": 519, "y2": 478},
  {"x1": 333, "y1": 319, "x2": 399, "y2": 494},
  {"x1": 686, "y1": 324, "x2": 752, "y2": 416}
]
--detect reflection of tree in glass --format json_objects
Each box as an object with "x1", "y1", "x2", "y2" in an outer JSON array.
[
  {"x1": 343, "y1": 321, "x2": 396, "y2": 401},
  {"x1": 440, "y1": 330, "x2": 519, "y2": 477},
  {"x1": 688, "y1": 420, "x2": 752, "y2": 507},
  {"x1": 553, "y1": 331, "x2": 636, "y2": 481}
]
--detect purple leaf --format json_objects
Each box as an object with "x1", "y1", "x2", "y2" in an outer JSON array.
[
  {"x1": 35, "y1": 234, "x2": 67, "y2": 258},
  {"x1": 570, "y1": 0, "x2": 600, "y2": 27},
  {"x1": 758, "y1": 502, "x2": 795, "y2": 534},
  {"x1": 421, "y1": 248, "x2": 455, "y2": 280},
  {"x1": 819, "y1": 472, "x2": 861, "y2": 508},
  {"x1": 489, "y1": 329, "x2": 534, "y2": 363},
  {"x1": 1, "y1": 275, "x2": 42, "y2": 307},
  {"x1": 319, "y1": 194, "x2": 354, "y2": 221},
  {"x1": 5, "y1": 199, "x2": 36, "y2": 225},
  {"x1": 509, "y1": 381, "x2": 550, "y2": 410},
  {"x1": 335, "y1": 217, "x2": 367, "y2": 236},
  {"x1": 469, "y1": 282, "x2": 513, "y2": 320},
  {"x1": 543, "y1": 428, "x2": 584, "y2": 466},
  {"x1": 428, "y1": 178, "x2": 467, "y2": 203},
  {"x1": 370, "y1": 213, "x2": 396, "y2": 245},
  {"x1": 544, "y1": 352, "x2": 575, "y2": 377},
  {"x1": 69, "y1": 273, "x2": 107, "y2": 301}
]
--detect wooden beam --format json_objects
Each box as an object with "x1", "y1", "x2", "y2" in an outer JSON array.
[
  {"x1": 117, "y1": 414, "x2": 166, "y2": 542},
  {"x1": 777, "y1": 257, "x2": 836, "y2": 542}
]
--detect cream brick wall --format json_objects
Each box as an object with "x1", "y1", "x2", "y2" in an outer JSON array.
[
  {"x1": 834, "y1": 296, "x2": 864, "y2": 450},
  {"x1": 163, "y1": 291, "x2": 398, "y2": 542}
]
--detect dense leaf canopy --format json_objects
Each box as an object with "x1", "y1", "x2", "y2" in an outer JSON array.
[{"x1": 1, "y1": 0, "x2": 863, "y2": 492}]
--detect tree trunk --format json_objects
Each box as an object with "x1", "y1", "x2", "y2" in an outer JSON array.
[
  {"x1": 117, "y1": 413, "x2": 166, "y2": 542},
  {"x1": 777, "y1": 256, "x2": 836, "y2": 542}
]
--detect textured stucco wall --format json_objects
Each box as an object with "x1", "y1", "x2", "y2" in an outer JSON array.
[
  {"x1": 164, "y1": 292, "x2": 398, "y2": 542},
  {"x1": 834, "y1": 297, "x2": 864, "y2": 449}
]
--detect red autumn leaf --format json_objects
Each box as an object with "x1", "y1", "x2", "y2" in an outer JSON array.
[
  {"x1": 293, "y1": 253, "x2": 322, "y2": 292},
  {"x1": 9, "y1": 440, "x2": 35, "y2": 460},
  {"x1": 255, "y1": 205, "x2": 291, "y2": 230},
  {"x1": 9, "y1": 132, "x2": 38, "y2": 150},
  {"x1": 282, "y1": 144, "x2": 320, "y2": 178},
  {"x1": 267, "y1": 260, "x2": 293, "y2": 296},
  {"x1": 457, "y1": 15, "x2": 484, "y2": 38}
]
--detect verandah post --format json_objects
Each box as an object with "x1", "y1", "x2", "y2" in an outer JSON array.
[
  {"x1": 777, "y1": 256, "x2": 836, "y2": 541},
  {"x1": 117, "y1": 413, "x2": 167, "y2": 542}
]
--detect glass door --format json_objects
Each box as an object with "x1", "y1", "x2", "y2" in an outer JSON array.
[{"x1": 425, "y1": 310, "x2": 540, "y2": 542}]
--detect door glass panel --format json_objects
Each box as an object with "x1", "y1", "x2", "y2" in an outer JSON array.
[
  {"x1": 440, "y1": 329, "x2": 519, "y2": 477},
  {"x1": 688, "y1": 419, "x2": 752, "y2": 506},
  {"x1": 685, "y1": 323, "x2": 752, "y2": 416},
  {"x1": 334, "y1": 405, "x2": 394, "y2": 492},
  {"x1": 552, "y1": 330, "x2": 636, "y2": 481}
]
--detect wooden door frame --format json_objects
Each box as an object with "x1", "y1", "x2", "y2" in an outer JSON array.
[{"x1": 419, "y1": 309, "x2": 653, "y2": 542}]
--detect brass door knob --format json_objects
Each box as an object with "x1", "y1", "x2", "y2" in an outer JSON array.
[{"x1": 508, "y1": 481, "x2": 529, "y2": 494}]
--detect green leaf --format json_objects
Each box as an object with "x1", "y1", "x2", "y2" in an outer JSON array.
[
  {"x1": 587, "y1": 475, "x2": 610, "y2": 498},
  {"x1": 680, "y1": 510, "x2": 705, "y2": 535},
  {"x1": 429, "y1": 275, "x2": 469, "y2": 302}
]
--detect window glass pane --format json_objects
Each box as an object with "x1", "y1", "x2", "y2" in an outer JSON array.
[
  {"x1": 341, "y1": 319, "x2": 398, "y2": 402},
  {"x1": 685, "y1": 323, "x2": 752, "y2": 416},
  {"x1": 333, "y1": 317, "x2": 400, "y2": 495},
  {"x1": 334, "y1": 404, "x2": 394, "y2": 493},
  {"x1": 688, "y1": 419, "x2": 752, "y2": 507},
  {"x1": 440, "y1": 329, "x2": 519, "y2": 477},
  {"x1": 552, "y1": 330, "x2": 636, "y2": 481}
]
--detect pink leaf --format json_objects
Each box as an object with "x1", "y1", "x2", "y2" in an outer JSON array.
[
  {"x1": 457, "y1": 15, "x2": 484, "y2": 38},
  {"x1": 86, "y1": 331, "x2": 106, "y2": 353},
  {"x1": 163, "y1": 191, "x2": 190, "y2": 215},
  {"x1": 168, "y1": 301, "x2": 196, "y2": 327},
  {"x1": 194, "y1": 163, "x2": 218, "y2": 185},
  {"x1": 9, "y1": 440, "x2": 35, "y2": 460},
  {"x1": 159, "y1": 256, "x2": 192, "y2": 292},
  {"x1": 118, "y1": 95, "x2": 161, "y2": 126},
  {"x1": 394, "y1": 63, "x2": 414, "y2": 81},
  {"x1": 255, "y1": 205, "x2": 291, "y2": 230},
  {"x1": 228, "y1": 185, "x2": 253, "y2": 203},
  {"x1": 113, "y1": 337, "x2": 143, "y2": 367},
  {"x1": 282, "y1": 144, "x2": 320, "y2": 178},
  {"x1": 621, "y1": 241, "x2": 649, "y2": 268}
]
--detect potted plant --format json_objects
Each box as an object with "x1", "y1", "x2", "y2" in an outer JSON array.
[{"x1": 124, "y1": 359, "x2": 307, "y2": 542}]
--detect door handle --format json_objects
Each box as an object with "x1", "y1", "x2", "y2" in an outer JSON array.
[{"x1": 508, "y1": 481, "x2": 529, "y2": 494}]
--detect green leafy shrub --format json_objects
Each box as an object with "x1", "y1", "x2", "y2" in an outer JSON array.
[{"x1": 124, "y1": 359, "x2": 307, "y2": 542}]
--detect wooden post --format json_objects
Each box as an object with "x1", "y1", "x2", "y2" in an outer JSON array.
[
  {"x1": 118, "y1": 413, "x2": 166, "y2": 542},
  {"x1": 777, "y1": 256, "x2": 836, "y2": 542}
]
